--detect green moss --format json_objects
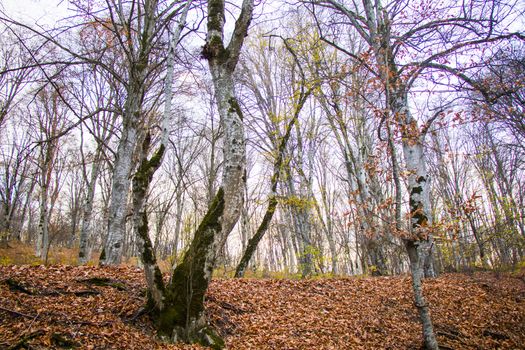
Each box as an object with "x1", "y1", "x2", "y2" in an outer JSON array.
[
  {"x1": 156, "y1": 188, "x2": 225, "y2": 341},
  {"x1": 202, "y1": 36, "x2": 229, "y2": 63},
  {"x1": 228, "y1": 97, "x2": 243, "y2": 120},
  {"x1": 154, "y1": 267, "x2": 164, "y2": 291},
  {"x1": 207, "y1": 0, "x2": 225, "y2": 32},
  {"x1": 196, "y1": 326, "x2": 225, "y2": 350},
  {"x1": 148, "y1": 144, "x2": 165, "y2": 169},
  {"x1": 135, "y1": 152, "x2": 160, "y2": 186},
  {"x1": 157, "y1": 305, "x2": 180, "y2": 334},
  {"x1": 137, "y1": 212, "x2": 154, "y2": 264}
]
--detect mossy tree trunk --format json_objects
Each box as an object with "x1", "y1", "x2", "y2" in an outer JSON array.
[
  {"x1": 155, "y1": 188, "x2": 226, "y2": 347},
  {"x1": 133, "y1": 134, "x2": 167, "y2": 309},
  {"x1": 151, "y1": 0, "x2": 254, "y2": 346},
  {"x1": 131, "y1": 0, "x2": 254, "y2": 348}
]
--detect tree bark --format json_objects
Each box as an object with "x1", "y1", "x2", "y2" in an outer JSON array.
[
  {"x1": 405, "y1": 240, "x2": 440, "y2": 350},
  {"x1": 99, "y1": 92, "x2": 142, "y2": 265},
  {"x1": 133, "y1": 0, "x2": 253, "y2": 347},
  {"x1": 78, "y1": 148, "x2": 102, "y2": 264},
  {"x1": 99, "y1": 0, "x2": 158, "y2": 265}
]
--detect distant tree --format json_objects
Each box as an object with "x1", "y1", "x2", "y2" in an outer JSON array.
[
  {"x1": 31, "y1": 86, "x2": 70, "y2": 262},
  {"x1": 234, "y1": 32, "x2": 314, "y2": 278},
  {"x1": 0, "y1": 123, "x2": 34, "y2": 245},
  {"x1": 0, "y1": 28, "x2": 34, "y2": 130},
  {"x1": 72, "y1": 64, "x2": 119, "y2": 264},
  {"x1": 471, "y1": 45, "x2": 525, "y2": 142}
]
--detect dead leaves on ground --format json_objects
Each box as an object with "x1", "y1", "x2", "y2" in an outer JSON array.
[{"x1": 1, "y1": 265, "x2": 524, "y2": 349}]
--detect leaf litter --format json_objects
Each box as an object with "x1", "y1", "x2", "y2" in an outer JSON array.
[{"x1": 0, "y1": 265, "x2": 523, "y2": 349}]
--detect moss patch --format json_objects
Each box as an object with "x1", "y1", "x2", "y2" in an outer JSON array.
[{"x1": 228, "y1": 97, "x2": 243, "y2": 121}]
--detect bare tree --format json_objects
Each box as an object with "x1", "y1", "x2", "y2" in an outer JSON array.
[
  {"x1": 31, "y1": 86, "x2": 70, "y2": 262},
  {"x1": 96, "y1": 0, "x2": 254, "y2": 345},
  {"x1": 73, "y1": 64, "x2": 119, "y2": 264},
  {"x1": 0, "y1": 27, "x2": 34, "y2": 130},
  {"x1": 0, "y1": 122, "x2": 34, "y2": 244},
  {"x1": 305, "y1": 0, "x2": 523, "y2": 347},
  {"x1": 153, "y1": 0, "x2": 254, "y2": 343}
]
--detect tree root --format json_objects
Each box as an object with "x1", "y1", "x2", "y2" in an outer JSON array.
[{"x1": 77, "y1": 277, "x2": 127, "y2": 291}]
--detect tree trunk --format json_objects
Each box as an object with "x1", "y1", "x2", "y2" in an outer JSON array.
[
  {"x1": 318, "y1": 96, "x2": 387, "y2": 275},
  {"x1": 35, "y1": 184, "x2": 49, "y2": 259},
  {"x1": 78, "y1": 150, "x2": 102, "y2": 264},
  {"x1": 387, "y1": 92, "x2": 439, "y2": 349},
  {"x1": 235, "y1": 196, "x2": 278, "y2": 277},
  {"x1": 99, "y1": 111, "x2": 140, "y2": 265},
  {"x1": 99, "y1": 0, "x2": 157, "y2": 265},
  {"x1": 36, "y1": 139, "x2": 55, "y2": 261},
  {"x1": 133, "y1": 134, "x2": 167, "y2": 309},
  {"x1": 235, "y1": 88, "x2": 310, "y2": 278},
  {"x1": 156, "y1": 188, "x2": 226, "y2": 346},
  {"x1": 401, "y1": 136, "x2": 436, "y2": 278},
  {"x1": 142, "y1": 0, "x2": 254, "y2": 347},
  {"x1": 405, "y1": 241, "x2": 439, "y2": 350}
]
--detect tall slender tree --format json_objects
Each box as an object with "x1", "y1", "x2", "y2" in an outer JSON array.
[{"x1": 307, "y1": 0, "x2": 523, "y2": 347}]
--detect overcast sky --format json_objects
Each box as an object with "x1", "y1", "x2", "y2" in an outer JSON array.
[{"x1": 1, "y1": 0, "x2": 70, "y2": 26}]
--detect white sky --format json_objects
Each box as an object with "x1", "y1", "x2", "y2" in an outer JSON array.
[{"x1": 1, "y1": 0, "x2": 70, "y2": 26}]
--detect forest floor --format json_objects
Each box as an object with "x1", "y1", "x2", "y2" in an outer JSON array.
[{"x1": 0, "y1": 264, "x2": 524, "y2": 350}]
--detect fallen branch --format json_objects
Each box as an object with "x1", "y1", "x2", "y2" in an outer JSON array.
[
  {"x1": 483, "y1": 329, "x2": 509, "y2": 340},
  {"x1": 7, "y1": 330, "x2": 44, "y2": 350},
  {"x1": 4, "y1": 279, "x2": 33, "y2": 294},
  {"x1": 0, "y1": 305, "x2": 34, "y2": 318},
  {"x1": 0, "y1": 305, "x2": 114, "y2": 327},
  {"x1": 3, "y1": 278, "x2": 100, "y2": 296}
]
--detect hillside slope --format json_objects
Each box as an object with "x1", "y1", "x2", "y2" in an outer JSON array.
[{"x1": 1, "y1": 265, "x2": 524, "y2": 349}]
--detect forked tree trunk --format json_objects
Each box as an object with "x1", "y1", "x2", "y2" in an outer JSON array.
[
  {"x1": 132, "y1": 0, "x2": 253, "y2": 348},
  {"x1": 132, "y1": 134, "x2": 167, "y2": 313}
]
